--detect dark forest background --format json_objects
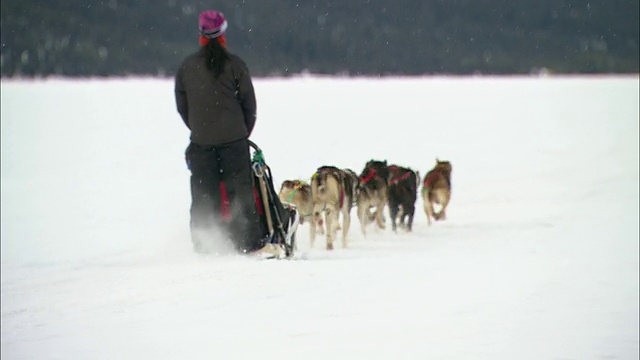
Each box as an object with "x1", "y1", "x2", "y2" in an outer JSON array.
[{"x1": 1, "y1": 0, "x2": 638, "y2": 78}]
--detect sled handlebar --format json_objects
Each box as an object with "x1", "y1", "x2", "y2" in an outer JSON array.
[{"x1": 248, "y1": 139, "x2": 261, "y2": 152}]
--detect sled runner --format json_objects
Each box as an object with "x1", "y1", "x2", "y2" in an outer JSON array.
[{"x1": 250, "y1": 140, "x2": 299, "y2": 258}]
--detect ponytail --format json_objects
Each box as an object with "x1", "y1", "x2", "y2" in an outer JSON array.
[{"x1": 204, "y1": 39, "x2": 229, "y2": 77}]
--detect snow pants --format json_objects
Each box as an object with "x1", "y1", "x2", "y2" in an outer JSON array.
[{"x1": 185, "y1": 138, "x2": 264, "y2": 253}]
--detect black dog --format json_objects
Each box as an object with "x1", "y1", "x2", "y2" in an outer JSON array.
[{"x1": 386, "y1": 165, "x2": 419, "y2": 232}]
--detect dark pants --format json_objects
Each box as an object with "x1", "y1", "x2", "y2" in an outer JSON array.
[{"x1": 185, "y1": 138, "x2": 264, "y2": 253}]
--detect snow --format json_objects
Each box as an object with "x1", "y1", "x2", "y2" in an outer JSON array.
[{"x1": 1, "y1": 75, "x2": 638, "y2": 359}]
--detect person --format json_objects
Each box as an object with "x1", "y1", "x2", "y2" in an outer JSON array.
[{"x1": 174, "y1": 10, "x2": 277, "y2": 256}]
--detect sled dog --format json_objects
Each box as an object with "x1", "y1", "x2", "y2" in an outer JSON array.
[
  {"x1": 387, "y1": 165, "x2": 419, "y2": 232},
  {"x1": 422, "y1": 159, "x2": 452, "y2": 225},
  {"x1": 356, "y1": 160, "x2": 389, "y2": 236},
  {"x1": 278, "y1": 179, "x2": 325, "y2": 234},
  {"x1": 310, "y1": 166, "x2": 356, "y2": 250}
]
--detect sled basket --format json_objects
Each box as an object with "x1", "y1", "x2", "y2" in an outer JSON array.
[{"x1": 249, "y1": 140, "x2": 299, "y2": 258}]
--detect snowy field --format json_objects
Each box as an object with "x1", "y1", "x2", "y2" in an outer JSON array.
[{"x1": 1, "y1": 75, "x2": 638, "y2": 359}]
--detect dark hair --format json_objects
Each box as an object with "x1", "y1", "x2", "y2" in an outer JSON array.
[{"x1": 205, "y1": 39, "x2": 229, "y2": 77}]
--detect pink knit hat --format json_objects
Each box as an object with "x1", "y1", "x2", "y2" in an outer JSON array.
[{"x1": 198, "y1": 10, "x2": 228, "y2": 39}]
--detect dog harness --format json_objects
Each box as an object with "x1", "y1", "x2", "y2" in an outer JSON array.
[
  {"x1": 423, "y1": 169, "x2": 443, "y2": 190},
  {"x1": 359, "y1": 168, "x2": 376, "y2": 184},
  {"x1": 388, "y1": 166, "x2": 412, "y2": 185},
  {"x1": 286, "y1": 181, "x2": 308, "y2": 203}
]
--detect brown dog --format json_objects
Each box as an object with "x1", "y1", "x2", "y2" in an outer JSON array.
[{"x1": 422, "y1": 159, "x2": 452, "y2": 225}]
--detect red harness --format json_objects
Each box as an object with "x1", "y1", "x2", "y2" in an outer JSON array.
[
  {"x1": 359, "y1": 168, "x2": 376, "y2": 184},
  {"x1": 423, "y1": 169, "x2": 442, "y2": 189},
  {"x1": 389, "y1": 170, "x2": 411, "y2": 185}
]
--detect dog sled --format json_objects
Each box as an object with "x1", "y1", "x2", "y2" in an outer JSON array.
[{"x1": 250, "y1": 140, "x2": 299, "y2": 258}]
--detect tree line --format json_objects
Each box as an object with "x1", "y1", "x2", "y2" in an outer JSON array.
[{"x1": 1, "y1": 0, "x2": 638, "y2": 78}]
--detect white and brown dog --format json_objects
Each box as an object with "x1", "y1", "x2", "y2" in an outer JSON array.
[
  {"x1": 310, "y1": 166, "x2": 356, "y2": 250},
  {"x1": 278, "y1": 179, "x2": 325, "y2": 236}
]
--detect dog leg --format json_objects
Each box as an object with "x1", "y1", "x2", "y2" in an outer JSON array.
[
  {"x1": 341, "y1": 207, "x2": 351, "y2": 248},
  {"x1": 358, "y1": 204, "x2": 368, "y2": 237},
  {"x1": 429, "y1": 202, "x2": 437, "y2": 224},
  {"x1": 434, "y1": 189, "x2": 450, "y2": 221},
  {"x1": 423, "y1": 191, "x2": 433, "y2": 226},
  {"x1": 406, "y1": 204, "x2": 415, "y2": 232},
  {"x1": 325, "y1": 208, "x2": 337, "y2": 250},
  {"x1": 375, "y1": 203, "x2": 386, "y2": 230},
  {"x1": 397, "y1": 205, "x2": 405, "y2": 230},
  {"x1": 310, "y1": 212, "x2": 318, "y2": 248},
  {"x1": 389, "y1": 203, "x2": 399, "y2": 232}
]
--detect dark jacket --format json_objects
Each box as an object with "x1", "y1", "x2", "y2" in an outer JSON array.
[{"x1": 175, "y1": 47, "x2": 257, "y2": 145}]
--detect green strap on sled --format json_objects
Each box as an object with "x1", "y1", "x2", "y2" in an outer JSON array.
[{"x1": 252, "y1": 149, "x2": 265, "y2": 165}]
